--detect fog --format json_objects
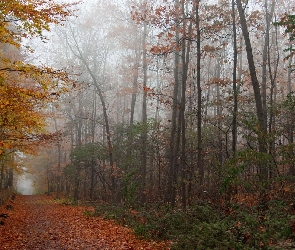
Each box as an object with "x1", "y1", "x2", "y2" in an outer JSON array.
[
  {"x1": 16, "y1": 174, "x2": 34, "y2": 195},
  {"x1": 11, "y1": 0, "x2": 293, "y2": 206}
]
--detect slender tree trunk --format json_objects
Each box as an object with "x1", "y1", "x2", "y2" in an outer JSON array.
[
  {"x1": 89, "y1": 165, "x2": 94, "y2": 201},
  {"x1": 232, "y1": 0, "x2": 238, "y2": 154},
  {"x1": 91, "y1": 89, "x2": 97, "y2": 143},
  {"x1": 236, "y1": 0, "x2": 267, "y2": 179},
  {"x1": 165, "y1": 0, "x2": 181, "y2": 207},
  {"x1": 180, "y1": 0, "x2": 187, "y2": 210},
  {"x1": 262, "y1": 0, "x2": 276, "y2": 133},
  {"x1": 96, "y1": 87, "x2": 116, "y2": 200},
  {"x1": 130, "y1": 48, "x2": 139, "y2": 126},
  {"x1": 261, "y1": 16, "x2": 268, "y2": 131},
  {"x1": 180, "y1": 13, "x2": 192, "y2": 209},
  {"x1": 266, "y1": 0, "x2": 278, "y2": 179},
  {"x1": 287, "y1": 49, "x2": 294, "y2": 169},
  {"x1": 7, "y1": 167, "x2": 13, "y2": 188},
  {"x1": 155, "y1": 56, "x2": 161, "y2": 122},
  {"x1": 73, "y1": 96, "x2": 83, "y2": 202},
  {"x1": 54, "y1": 116, "x2": 61, "y2": 200},
  {"x1": 216, "y1": 60, "x2": 223, "y2": 165},
  {"x1": 288, "y1": 55, "x2": 293, "y2": 94},
  {"x1": 287, "y1": 53, "x2": 294, "y2": 175},
  {"x1": 195, "y1": 0, "x2": 203, "y2": 187},
  {"x1": 141, "y1": 20, "x2": 148, "y2": 204}
]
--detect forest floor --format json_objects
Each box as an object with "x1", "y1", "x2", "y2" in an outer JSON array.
[{"x1": 0, "y1": 195, "x2": 170, "y2": 249}]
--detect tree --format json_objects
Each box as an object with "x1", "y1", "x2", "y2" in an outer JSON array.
[
  {"x1": 0, "y1": 0, "x2": 76, "y2": 199},
  {"x1": 195, "y1": 0, "x2": 203, "y2": 189},
  {"x1": 0, "y1": 0, "x2": 75, "y2": 156},
  {"x1": 0, "y1": 0, "x2": 72, "y2": 48},
  {"x1": 60, "y1": 2, "x2": 123, "y2": 201},
  {"x1": 22, "y1": 0, "x2": 295, "y2": 211},
  {"x1": 231, "y1": 0, "x2": 238, "y2": 154},
  {"x1": 275, "y1": 14, "x2": 295, "y2": 61},
  {"x1": 141, "y1": 18, "x2": 148, "y2": 204},
  {"x1": 236, "y1": 0, "x2": 268, "y2": 180}
]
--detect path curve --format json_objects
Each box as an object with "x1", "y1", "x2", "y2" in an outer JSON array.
[{"x1": 0, "y1": 195, "x2": 169, "y2": 250}]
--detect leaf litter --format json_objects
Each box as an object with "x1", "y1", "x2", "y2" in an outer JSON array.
[{"x1": 0, "y1": 195, "x2": 170, "y2": 249}]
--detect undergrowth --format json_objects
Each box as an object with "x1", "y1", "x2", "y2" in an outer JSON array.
[{"x1": 94, "y1": 199, "x2": 295, "y2": 249}]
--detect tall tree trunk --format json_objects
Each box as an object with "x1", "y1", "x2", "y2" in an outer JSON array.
[
  {"x1": 73, "y1": 95, "x2": 83, "y2": 202},
  {"x1": 266, "y1": 0, "x2": 278, "y2": 179},
  {"x1": 262, "y1": 0, "x2": 276, "y2": 132},
  {"x1": 180, "y1": 12, "x2": 192, "y2": 209},
  {"x1": 195, "y1": 0, "x2": 203, "y2": 187},
  {"x1": 141, "y1": 20, "x2": 148, "y2": 204},
  {"x1": 89, "y1": 164, "x2": 95, "y2": 200},
  {"x1": 232, "y1": 0, "x2": 238, "y2": 154},
  {"x1": 216, "y1": 60, "x2": 223, "y2": 165},
  {"x1": 130, "y1": 47, "x2": 139, "y2": 126},
  {"x1": 91, "y1": 89, "x2": 97, "y2": 143},
  {"x1": 287, "y1": 53, "x2": 294, "y2": 175},
  {"x1": 236, "y1": 0, "x2": 268, "y2": 179},
  {"x1": 54, "y1": 116, "x2": 62, "y2": 200},
  {"x1": 7, "y1": 167, "x2": 13, "y2": 188},
  {"x1": 287, "y1": 48, "x2": 294, "y2": 165},
  {"x1": 155, "y1": 56, "x2": 161, "y2": 122},
  {"x1": 287, "y1": 54, "x2": 293, "y2": 94},
  {"x1": 165, "y1": 0, "x2": 181, "y2": 207}
]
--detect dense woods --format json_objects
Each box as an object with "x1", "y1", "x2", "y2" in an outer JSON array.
[
  {"x1": 26, "y1": 0, "x2": 295, "y2": 207},
  {"x1": 1, "y1": 0, "x2": 295, "y2": 248}
]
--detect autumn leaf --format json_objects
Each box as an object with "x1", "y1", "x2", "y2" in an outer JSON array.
[
  {"x1": 0, "y1": 0, "x2": 77, "y2": 156},
  {"x1": 0, "y1": 195, "x2": 170, "y2": 249}
]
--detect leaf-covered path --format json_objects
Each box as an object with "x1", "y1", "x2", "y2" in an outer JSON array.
[{"x1": 0, "y1": 195, "x2": 170, "y2": 249}]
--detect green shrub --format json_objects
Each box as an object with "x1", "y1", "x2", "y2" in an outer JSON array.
[{"x1": 93, "y1": 199, "x2": 295, "y2": 249}]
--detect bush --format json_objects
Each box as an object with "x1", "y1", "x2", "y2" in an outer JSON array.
[{"x1": 93, "y1": 199, "x2": 295, "y2": 249}]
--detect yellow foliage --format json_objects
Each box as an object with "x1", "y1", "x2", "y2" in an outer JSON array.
[
  {"x1": 0, "y1": 0, "x2": 76, "y2": 47},
  {"x1": 0, "y1": 0, "x2": 78, "y2": 156}
]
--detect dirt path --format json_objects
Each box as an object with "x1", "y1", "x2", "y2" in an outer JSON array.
[{"x1": 0, "y1": 195, "x2": 169, "y2": 249}]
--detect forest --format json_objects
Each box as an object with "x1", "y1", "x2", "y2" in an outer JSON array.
[{"x1": 1, "y1": 0, "x2": 295, "y2": 249}]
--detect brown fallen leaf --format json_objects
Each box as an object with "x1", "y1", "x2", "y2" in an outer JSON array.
[{"x1": 0, "y1": 195, "x2": 170, "y2": 249}]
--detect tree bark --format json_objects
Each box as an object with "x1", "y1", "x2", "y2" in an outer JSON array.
[
  {"x1": 232, "y1": 0, "x2": 238, "y2": 154},
  {"x1": 165, "y1": 0, "x2": 181, "y2": 207},
  {"x1": 180, "y1": 1, "x2": 192, "y2": 208},
  {"x1": 236, "y1": 0, "x2": 268, "y2": 179},
  {"x1": 130, "y1": 47, "x2": 139, "y2": 126},
  {"x1": 196, "y1": 0, "x2": 203, "y2": 186},
  {"x1": 141, "y1": 20, "x2": 148, "y2": 204},
  {"x1": 54, "y1": 116, "x2": 61, "y2": 200}
]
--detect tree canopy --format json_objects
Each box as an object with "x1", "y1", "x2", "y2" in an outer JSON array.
[{"x1": 0, "y1": 0, "x2": 75, "y2": 156}]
